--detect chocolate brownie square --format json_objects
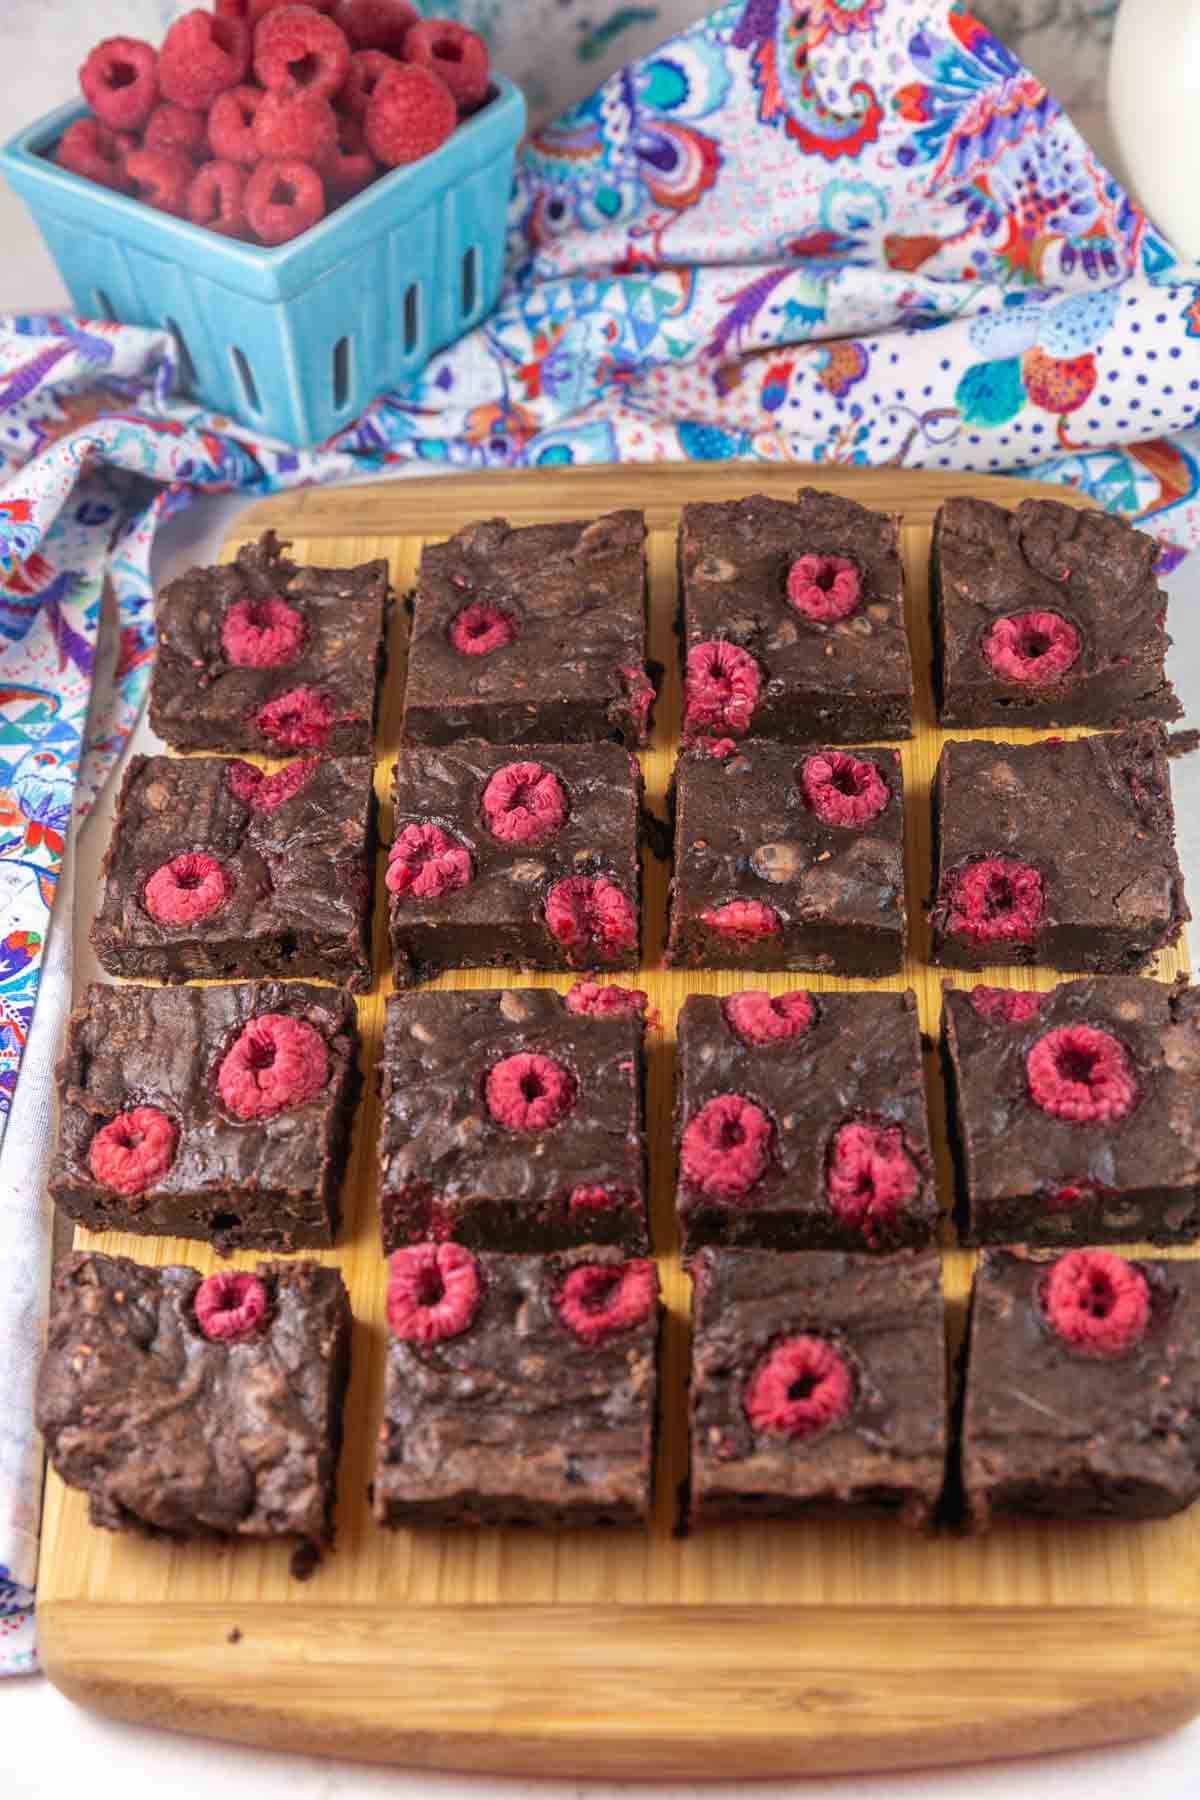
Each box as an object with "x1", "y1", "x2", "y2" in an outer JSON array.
[
  {"x1": 960, "y1": 1246, "x2": 1200, "y2": 1527},
  {"x1": 148, "y1": 531, "x2": 389, "y2": 755},
  {"x1": 942, "y1": 976, "x2": 1200, "y2": 1247},
  {"x1": 930, "y1": 727, "x2": 1189, "y2": 972},
  {"x1": 374, "y1": 1244, "x2": 660, "y2": 1527},
  {"x1": 665, "y1": 739, "x2": 905, "y2": 976},
  {"x1": 91, "y1": 753, "x2": 376, "y2": 992},
  {"x1": 378, "y1": 985, "x2": 649, "y2": 1252},
  {"x1": 37, "y1": 1250, "x2": 351, "y2": 1542},
  {"x1": 52, "y1": 981, "x2": 361, "y2": 1253},
  {"x1": 388, "y1": 741, "x2": 641, "y2": 984},
  {"x1": 674, "y1": 989, "x2": 937, "y2": 1255},
  {"x1": 401, "y1": 512, "x2": 654, "y2": 747},
  {"x1": 688, "y1": 1247, "x2": 946, "y2": 1528},
  {"x1": 934, "y1": 496, "x2": 1181, "y2": 729},
  {"x1": 678, "y1": 490, "x2": 913, "y2": 743}
]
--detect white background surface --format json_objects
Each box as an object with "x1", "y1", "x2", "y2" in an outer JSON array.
[{"x1": 3, "y1": 7, "x2": 1200, "y2": 1797}]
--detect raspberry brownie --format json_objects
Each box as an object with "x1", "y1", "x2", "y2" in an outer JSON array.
[
  {"x1": 148, "y1": 531, "x2": 389, "y2": 755},
  {"x1": 37, "y1": 1250, "x2": 350, "y2": 1543},
  {"x1": 933, "y1": 496, "x2": 1181, "y2": 729},
  {"x1": 401, "y1": 512, "x2": 654, "y2": 747},
  {"x1": 374, "y1": 1244, "x2": 660, "y2": 1527},
  {"x1": 52, "y1": 982, "x2": 361, "y2": 1252},
  {"x1": 378, "y1": 985, "x2": 648, "y2": 1252},
  {"x1": 942, "y1": 976, "x2": 1200, "y2": 1246},
  {"x1": 674, "y1": 989, "x2": 937, "y2": 1254},
  {"x1": 930, "y1": 727, "x2": 1188, "y2": 972},
  {"x1": 960, "y1": 1246, "x2": 1200, "y2": 1527},
  {"x1": 92, "y1": 753, "x2": 376, "y2": 991},
  {"x1": 688, "y1": 1247, "x2": 946, "y2": 1528},
  {"x1": 678, "y1": 490, "x2": 913, "y2": 744},
  {"x1": 388, "y1": 740, "x2": 641, "y2": 984},
  {"x1": 666, "y1": 739, "x2": 905, "y2": 976}
]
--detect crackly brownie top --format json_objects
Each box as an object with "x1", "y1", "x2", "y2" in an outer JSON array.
[
  {"x1": 377, "y1": 1244, "x2": 658, "y2": 1506},
  {"x1": 36, "y1": 1250, "x2": 349, "y2": 1538},
  {"x1": 937, "y1": 496, "x2": 1179, "y2": 709},
  {"x1": 380, "y1": 987, "x2": 643, "y2": 1214},
  {"x1": 94, "y1": 753, "x2": 373, "y2": 948},
  {"x1": 405, "y1": 511, "x2": 648, "y2": 711},
  {"x1": 673, "y1": 740, "x2": 905, "y2": 934},
  {"x1": 53, "y1": 981, "x2": 358, "y2": 1201},
  {"x1": 943, "y1": 977, "x2": 1200, "y2": 1212}
]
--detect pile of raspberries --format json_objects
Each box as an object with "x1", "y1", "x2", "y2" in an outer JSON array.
[{"x1": 56, "y1": 2, "x2": 492, "y2": 246}]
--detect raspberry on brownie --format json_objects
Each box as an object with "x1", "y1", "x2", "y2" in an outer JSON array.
[
  {"x1": 674, "y1": 989, "x2": 937, "y2": 1254},
  {"x1": 374, "y1": 1245, "x2": 660, "y2": 1528},
  {"x1": 941, "y1": 975, "x2": 1200, "y2": 1247},
  {"x1": 666, "y1": 739, "x2": 906, "y2": 977},
  {"x1": 930, "y1": 727, "x2": 1189, "y2": 972}
]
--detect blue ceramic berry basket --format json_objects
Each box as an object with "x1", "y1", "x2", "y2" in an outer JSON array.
[{"x1": 1, "y1": 80, "x2": 525, "y2": 448}]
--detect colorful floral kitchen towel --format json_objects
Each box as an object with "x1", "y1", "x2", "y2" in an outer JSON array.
[{"x1": 3, "y1": 0, "x2": 1200, "y2": 1671}]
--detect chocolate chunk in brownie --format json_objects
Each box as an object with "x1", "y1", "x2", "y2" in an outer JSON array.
[
  {"x1": 37, "y1": 1250, "x2": 351, "y2": 1542},
  {"x1": 91, "y1": 753, "x2": 376, "y2": 991},
  {"x1": 52, "y1": 981, "x2": 361, "y2": 1252},
  {"x1": 666, "y1": 740, "x2": 906, "y2": 976},
  {"x1": 401, "y1": 512, "x2": 654, "y2": 747},
  {"x1": 930, "y1": 727, "x2": 1189, "y2": 972},
  {"x1": 934, "y1": 496, "x2": 1181, "y2": 729},
  {"x1": 689, "y1": 1247, "x2": 946, "y2": 1528},
  {"x1": 374, "y1": 1244, "x2": 660, "y2": 1527},
  {"x1": 148, "y1": 531, "x2": 389, "y2": 755}
]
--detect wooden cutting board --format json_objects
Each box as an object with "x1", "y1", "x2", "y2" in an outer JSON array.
[{"x1": 37, "y1": 465, "x2": 1200, "y2": 1779}]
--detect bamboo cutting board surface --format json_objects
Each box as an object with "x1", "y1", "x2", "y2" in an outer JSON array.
[{"x1": 37, "y1": 466, "x2": 1200, "y2": 1779}]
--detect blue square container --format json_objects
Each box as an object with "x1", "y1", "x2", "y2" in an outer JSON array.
[{"x1": 1, "y1": 81, "x2": 525, "y2": 448}]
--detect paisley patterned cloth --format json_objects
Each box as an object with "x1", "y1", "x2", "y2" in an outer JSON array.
[{"x1": 2, "y1": 0, "x2": 1199, "y2": 1674}]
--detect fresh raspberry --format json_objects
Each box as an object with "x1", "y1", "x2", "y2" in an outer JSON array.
[
  {"x1": 403, "y1": 19, "x2": 490, "y2": 110},
  {"x1": 555, "y1": 1259, "x2": 657, "y2": 1343},
  {"x1": 220, "y1": 0, "x2": 341, "y2": 20},
  {"x1": 338, "y1": 48, "x2": 397, "y2": 117},
  {"x1": 800, "y1": 751, "x2": 888, "y2": 827},
  {"x1": 743, "y1": 1334, "x2": 853, "y2": 1438},
  {"x1": 786, "y1": 554, "x2": 862, "y2": 623},
  {"x1": 159, "y1": 12, "x2": 251, "y2": 111},
  {"x1": 691, "y1": 737, "x2": 737, "y2": 760},
  {"x1": 187, "y1": 160, "x2": 247, "y2": 236},
  {"x1": 968, "y1": 986, "x2": 1042, "y2": 1023},
  {"x1": 826, "y1": 1121, "x2": 918, "y2": 1237},
  {"x1": 564, "y1": 980, "x2": 648, "y2": 1018},
  {"x1": 244, "y1": 157, "x2": 326, "y2": 243},
  {"x1": 984, "y1": 611, "x2": 1081, "y2": 685},
  {"x1": 323, "y1": 112, "x2": 375, "y2": 194},
  {"x1": 386, "y1": 822, "x2": 472, "y2": 899},
  {"x1": 1038, "y1": 1180, "x2": 1093, "y2": 1214},
  {"x1": 699, "y1": 899, "x2": 780, "y2": 942},
  {"x1": 387, "y1": 1243, "x2": 481, "y2": 1343},
  {"x1": 544, "y1": 876, "x2": 637, "y2": 959},
  {"x1": 568, "y1": 1183, "x2": 621, "y2": 1214},
  {"x1": 683, "y1": 639, "x2": 760, "y2": 736},
  {"x1": 1041, "y1": 1249, "x2": 1150, "y2": 1356},
  {"x1": 143, "y1": 852, "x2": 231, "y2": 925},
  {"x1": 484, "y1": 1052, "x2": 575, "y2": 1131},
  {"x1": 481, "y1": 761, "x2": 568, "y2": 844},
  {"x1": 939, "y1": 856, "x2": 1044, "y2": 946},
  {"x1": 253, "y1": 684, "x2": 336, "y2": 747},
  {"x1": 208, "y1": 85, "x2": 266, "y2": 163},
  {"x1": 339, "y1": 0, "x2": 420, "y2": 55},
  {"x1": 448, "y1": 601, "x2": 518, "y2": 656},
  {"x1": 680, "y1": 1093, "x2": 772, "y2": 1198},
  {"x1": 618, "y1": 663, "x2": 655, "y2": 738},
  {"x1": 253, "y1": 90, "x2": 339, "y2": 165},
  {"x1": 225, "y1": 757, "x2": 318, "y2": 811},
  {"x1": 1026, "y1": 1025, "x2": 1138, "y2": 1124},
  {"x1": 217, "y1": 1012, "x2": 329, "y2": 1119},
  {"x1": 365, "y1": 64, "x2": 457, "y2": 167},
  {"x1": 87, "y1": 1106, "x2": 178, "y2": 1196},
  {"x1": 125, "y1": 146, "x2": 194, "y2": 216},
  {"x1": 194, "y1": 1270, "x2": 268, "y2": 1342},
  {"x1": 55, "y1": 118, "x2": 133, "y2": 192},
  {"x1": 723, "y1": 989, "x2": 814, "y2": 1044},
  {"x1": 255, "y1": 5, "x2": 351, "y2": 99},
  {"x1": 79, "y1": 37, "x2": 159, "y2": 132}
]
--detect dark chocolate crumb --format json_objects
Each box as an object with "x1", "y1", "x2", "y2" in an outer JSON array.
[
  {"x1": 227, "y1": 1627, "x2": 243, "y2": 1644},
  {"x1": 290, "y1": 1539, "x2": 321, "y2": 1582},
  {"x1": 1168, "y1": 729, "x2": 1200, "y2": 759}
]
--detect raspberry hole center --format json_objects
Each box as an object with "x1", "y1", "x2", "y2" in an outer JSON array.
[
  {"x1": 434, "y1": 37, "x2": 463, "y2": 60},
  {"x1": 416, "y1": 1268, "x2": 445, "y2": 1307},
  {"x1": 287, "y1": 52, "x2": 320, "y2": 87},
  {"x1": 717, "y1": 1116, "x2": 746, "y2": 1150},
  {"x1": 580, "y1": 1270, "x2": 619, "y2": 1312},
  {"x1": 1020, "y1": 627, "x2": 1051, "y2": 659},
  {"x1": 1078, "y1": 1270, "x2": 1116, "y2": 1319},
  {"x1": 271, "y1": 178, "x2": 298, "y2": 207},
  {"x1": 109, "y1": 61, "x2": 136, "y2": 89},
  {"x1": 1056, "y1": 1041, "x2": 1101, "y2": 1085}
]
